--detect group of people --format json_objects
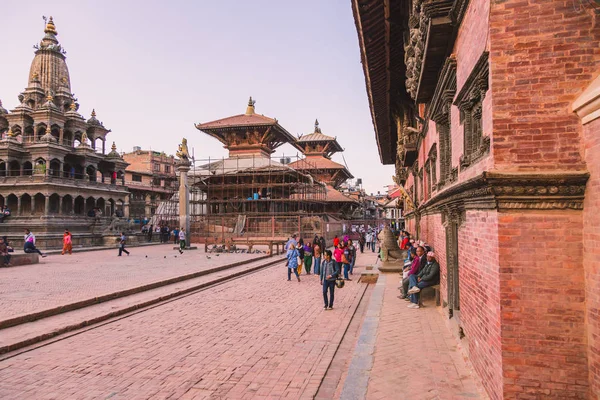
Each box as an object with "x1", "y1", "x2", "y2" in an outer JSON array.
[
  {"x1": 285, "y1": 234, "x2": 359, "y2": 311},
  {"x1": 0, "y1": 236, "x2": 14, "y2": 267},
  {"x1": 397, "y1": 231, "x2": 440, "y2": 309},
  {"x1": 145, "y1": 224, "x2": 186, "y2": 246}
]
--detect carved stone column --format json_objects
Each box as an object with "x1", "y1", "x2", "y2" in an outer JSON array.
[
  {"x1": 58, "y1": 195, "x2": 63, "y2": 215},
  {"x1": 44, "y1": 195, "x2": 50, "y2": 215},
  {"x1": 177, "y1": 160, "x2": 191, "y2": 247}
]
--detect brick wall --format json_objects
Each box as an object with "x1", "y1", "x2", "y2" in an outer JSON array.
[
  {"x1": 497, "y1": 211, "x2": 588, "y2": 398},
  {"x1": 583, "y1": 118, "x2": 600, "y2": 398},
  {"x1": 458, "y1": 210, "x2": 503, "y2": 400},
  {"x1": 489, "y1": 0, "x2": 600, "y2": 171}
]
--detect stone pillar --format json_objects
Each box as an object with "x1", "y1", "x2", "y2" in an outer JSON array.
[
  {"x1": 17, "y1": 196, "x2": 22, "y2": 216},
  {"x1": 30, "y1": 196, "x2": 34, "y2": 215},
  {"x1": 177, "y1": 160, "x2": 191, "y2": 247},
  {"x1": 102, "y1": 140, "x2": 106, "y2": 155},
  {"x1": 58, "y1": 195, "x2": 63, "y2": 215},
  {"x1": 44, "y1": 195, "x2": 50, "y2": 215},
  {"x1": 59, "y1": 128, "x2": 64, "y2": 145},
  {"x1": 124, "y1": 201, "x2": 130, "y2": 218},
  {"x1": 71, "y1": 197, "x2": 75, "y2": 215}
]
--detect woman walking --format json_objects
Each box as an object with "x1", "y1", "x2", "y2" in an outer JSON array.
[
  {"x1": 61, "y1": 229, "x2": 73, "y2": 255},
  {"x1": 287, "y1": 243, "x2": 301, "y2": 282},
  {"x1": 297, "y1": 238, "x2": 305, "y2": 275},
  {"x1": 321, "y1": 250, "x2": 339, "y2": 310},
  {"x1": 313, "y1": 240, "x2": 322, "y2": 276},
  {"x1": 303, "y1": 242, "x2": 313, "y2": 274},
  {"x1": 333, "y1": 241, "x2": 344, "y2": 274}
]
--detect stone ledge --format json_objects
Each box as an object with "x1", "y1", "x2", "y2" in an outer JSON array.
[
  {"x1": 3, "y1": 252, "x2": 39, "y2": 267},
  {"x1": 573, "y1": 74, "x2": 600, "y2": 124}
]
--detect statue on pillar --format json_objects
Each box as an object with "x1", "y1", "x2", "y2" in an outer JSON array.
[{"x1": 176, "y1": 138, "x2": 190, "y2": 162}]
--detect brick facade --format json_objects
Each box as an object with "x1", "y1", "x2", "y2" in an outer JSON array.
[{"x1": 353, "y1": 0, "x2": 600, "y2": 397}]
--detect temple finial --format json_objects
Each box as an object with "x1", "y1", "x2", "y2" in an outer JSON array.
[
  {"x1": 314, "y1": 119, "x2": 321, "y2": 133},
  {"x1": 46, "y1": 93, "x2": 53, "y2": 102},
  {"x1": 32, "y1": 72, "x2": 40, "y2": 82},
  {"x1": 245, "y1": 96, "x2": 256, "y2": 115},
  {"x1": 44, "y1": 16, "x2": 57, "y2": 35},
  {"x1": 111, "y1": 142, "x2": 117, "y2": 152},
  {"x1": 91, "y1": 109, "x2": 96, "y2": 117}
]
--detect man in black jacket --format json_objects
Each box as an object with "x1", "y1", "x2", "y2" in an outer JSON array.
[{"x1": 407, "y1": 251, "x2": 440, "y2": 309}]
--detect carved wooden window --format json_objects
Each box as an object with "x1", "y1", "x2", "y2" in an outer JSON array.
[
  {"x1": 425, "y1": 161, "x2": 432, "y2": 200},
  {"x1": 455, "y1": 52, "x2": 491, "y2": 170},
  {"x1": 427, "y1": 144, "x2": 437, "y2": 197},
  {"x1": 429, "y1": 56, "x2": 457, "y2": 188}
]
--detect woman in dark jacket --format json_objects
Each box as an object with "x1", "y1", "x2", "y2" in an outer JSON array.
[{"x1": 320, "y1": 250, "x2": 339, "y2": 310}]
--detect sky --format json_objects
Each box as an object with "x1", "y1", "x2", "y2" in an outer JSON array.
[{"x1": 1, "y1": 0, "x2": 395, "y2": 195}]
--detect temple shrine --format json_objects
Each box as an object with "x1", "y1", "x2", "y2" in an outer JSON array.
[
  {"x1": 0, "y1": 17, "x2": 130, "y2": 248},
  {"x1": 191, "y1": 98, "x2": 326, "y2": 239},
  {"x1": 289, "y1": 120, "x2": 358, "y2": 217}
]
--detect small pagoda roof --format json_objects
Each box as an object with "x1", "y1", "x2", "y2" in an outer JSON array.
[{"x1": 296, "y1": 119, "x2": 344, "y2": 153}]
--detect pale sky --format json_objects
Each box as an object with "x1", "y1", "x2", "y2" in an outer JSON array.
[{"x1": 1, "y1": 0, "x2": 394, "y2": 195}]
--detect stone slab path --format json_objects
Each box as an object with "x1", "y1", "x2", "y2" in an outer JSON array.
[
  {"x1": 0, "y1": 254, "x2": 369, "y2": 399},
  {"x1": 362, "y1": 271, "x2": 488, "y2": 400},
  {"x1": 0, "y1": 244, "x2": 263, "y2": 323}
]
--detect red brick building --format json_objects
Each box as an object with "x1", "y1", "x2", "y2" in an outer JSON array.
[
  {"x1": 353, "y1": 0, "x2": 600, "y2": 398},
  {"x1": 122, "y1": 148, "x2": 177, "y2": 221}
]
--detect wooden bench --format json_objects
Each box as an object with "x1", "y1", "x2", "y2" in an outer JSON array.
[
  {"x1": 3, "y1": 252, "x2": 40, "y2": 267},
  {"x1": 418, "y1": 284, "x2": 441, "y2": 307},
  {"x1": 230, "y1": 237, "x2": 287, "y2": 255}
]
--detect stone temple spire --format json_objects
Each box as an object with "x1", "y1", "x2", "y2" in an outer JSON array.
[{"x1": 28, "y1": 16, "x2": 71, "y2": 96}]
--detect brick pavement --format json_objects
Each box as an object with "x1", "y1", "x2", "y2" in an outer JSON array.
[
  {"x1": 0, "y1": 253, "x2": 369, "y2": 399},
  {"x1": 0, "y1": 244, "x2": 263, "y2": 323},
  {"x1": 363, "y1": 272, "x2": 488, "y2": 400}
]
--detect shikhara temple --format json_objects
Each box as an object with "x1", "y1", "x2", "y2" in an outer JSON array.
[{"x1": 0, "y1": 17, "x2": 129, "y2": 248}]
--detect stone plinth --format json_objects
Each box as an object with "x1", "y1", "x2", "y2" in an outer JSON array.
[{"x1": 5, "y1": 252, "x2": 39, "y2": 267}]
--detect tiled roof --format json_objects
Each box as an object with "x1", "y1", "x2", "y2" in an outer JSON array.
[
  {"x1": 324, "y1": 184, "x2": 359, "y2": 203},
  {"x1": 288, "y1": 157, "x2": 348, "y2": 171},
  {"x1": 196, "y1": 113, "x2": 277, "y2": 129},
  {"x1": 298, "y1": 132, "x2": 336, "y2": 142}
]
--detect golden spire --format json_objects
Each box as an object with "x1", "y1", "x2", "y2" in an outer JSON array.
[
  {"x1": 245, "y1": 96, "x2": 256, "y2": 116},
  {"x1": 46, "y1": 93, "x2": 54, "y2": 102},
  {"x1": 111, "y1": 142, "x2": 117, "y2": 152},
  {"x1": 44, "y1": 16, "x2": 57, "y2": 35},
  {"x1": 7, "y1": 128, "x2": 16, "y2": 137},
  {"x1": 91, "y1": 109, "x2": 96, "y2": 118},
  {"x1": 70, "y1": 102, "x2": 77, "y2": 111}
]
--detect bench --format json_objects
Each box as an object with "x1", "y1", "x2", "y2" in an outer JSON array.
[
  {"x1": 418, "y1": 284, "x2": 440, "y2": 307},
  {"x1": 230, "y1": 237, "x2": 287, "y2": 255},
  {"x1": 3, "y1": 252, "x2": 40, "y2": 267}
]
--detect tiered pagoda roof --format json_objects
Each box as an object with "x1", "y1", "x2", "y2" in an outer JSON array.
[
  {"x1": 195, "y1": 97, "x2": 300, "y2": 157},
  {"x1": 289, "y1": 120, "x2": 353, "y2": 189}
]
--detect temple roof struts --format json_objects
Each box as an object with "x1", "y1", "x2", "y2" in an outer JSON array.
[{"x1": 195, "y1": 97, "x2": 301, "y2": 157}]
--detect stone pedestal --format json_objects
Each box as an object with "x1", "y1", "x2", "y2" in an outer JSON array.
[{"x1": 177, "y1": 160, "x2": 191, "y2": 248}]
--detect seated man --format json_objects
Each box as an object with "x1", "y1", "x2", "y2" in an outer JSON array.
[
  {"x1": 0, "y1": 206, "x2": 10, "y2": 223},
  {"x1": 0, "y1": 237, "x2": 11, "y2": 267},
  {"x1": 407, "y1": 251, "x2": 439, "y2": 309}
]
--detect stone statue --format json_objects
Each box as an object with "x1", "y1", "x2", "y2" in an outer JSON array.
[
  {"x1": 80, "y1": 132, "x2": 88, "y2": 146},
  {"x1": 177, "y1": 138, "x2": 190, "y2": 160}
]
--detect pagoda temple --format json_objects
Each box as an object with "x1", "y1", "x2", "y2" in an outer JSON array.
[
  {"x1": 192, "y1": 98, "x2": 325, "y2": 239},
  {"x1": 0, "y1": 17, "x2": 129, "y2": 248},
  {"x1": 289, "y1": 120, "x2": 358, "y2": 218}
]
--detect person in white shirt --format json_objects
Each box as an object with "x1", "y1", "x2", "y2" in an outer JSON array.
[
  {"x1": 24, "y1": 229, "x2": 46, "y2": 257},
  {"x1": 178, "y1": 228, "x2": 186, "y2": 253}
]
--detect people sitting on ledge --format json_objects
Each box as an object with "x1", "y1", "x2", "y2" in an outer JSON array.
[
  {"x1": 406, "y1": 251, "x2": 440, "y2": 309},
  {"x1": 0, "y1": 205, "x2": 11, "y2": 223}
]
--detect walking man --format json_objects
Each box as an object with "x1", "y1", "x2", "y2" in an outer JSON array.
[
  {"x1": 321, "y1": 250, "x2": 339, "y2": 310},
  {"x1": 118, "y1": 231, "x2": 130, "y2": 256},
  {"x1": 178, "y1": 228, "x2": 186, "y2": 253}
]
